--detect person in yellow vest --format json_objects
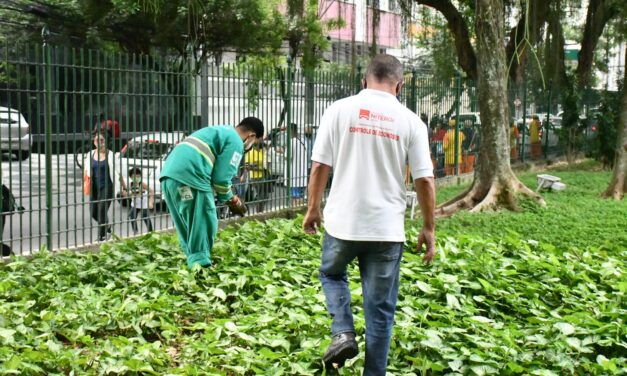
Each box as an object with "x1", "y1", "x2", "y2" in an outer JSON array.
[
  {"x1": 529, "y1": 115, "x2": 542, "y2": 160},
  {"x1": 443, "y1": 119, "x2": 465, "y2": 176},
  {"x1": 510, "y1": 121, "x2": 520, "y2": 160},
  {"x1": 243, "y1": 142, "x2": 269, "y2": 212}
]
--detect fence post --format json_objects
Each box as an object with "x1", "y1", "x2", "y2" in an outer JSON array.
[
  {"x1": 544, "y1": 81, "x2": 552, "y2": 159},
  {"x1": 286, "y1": 57, "x2": 293, "y2": 208},
  {"x1": 454, "y1": 71, "x2": 461, "y2": 176},
  {"x1": 520, "y1": 78, "x2": 527, "y2": 162},
  {"x1": 42, "y1": 27, "x2": 53, "y2": 251},
  {"x1": 355, "y1": 63, "x2": 362, "y2": 94},
  {"x1": 187, "y1": 46, "x2": 194, "y2": 133},
  {"x1": 200, "y1": 61, "x2": 209, "y2": 127},
  {"x1": 410, "y1": 68, "x2": 417, "y2": 113}
]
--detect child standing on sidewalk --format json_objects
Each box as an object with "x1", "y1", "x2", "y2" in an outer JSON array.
[{"x1": 127, "y1": 167, "x2": 154, "y2": 234}]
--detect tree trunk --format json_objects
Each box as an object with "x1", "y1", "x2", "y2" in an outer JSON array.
[
  {"x1": 602, "y1": 48, "x2": 627, "y2": 200},
  {"x1": 438, "y1": 0, "x2": 544, "y2": 215}
]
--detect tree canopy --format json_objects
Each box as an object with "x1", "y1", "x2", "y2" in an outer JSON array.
[{"x1": 0, "y1": 0, "x2": 286, "y2": 62}]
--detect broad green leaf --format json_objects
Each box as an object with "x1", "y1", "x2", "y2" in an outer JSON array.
[
  {"x1": 224, "y1": 321, "x2": 238, "y2": 332},
  {"x1": 212, "y1": 288, "x2": 227, "y2": 301},
  {"x1": 446, "y1": 294, "x2": 461, "y2": 310},
  {"x1": 470, "y1": 316, "x2": 493, "y2": 324},
  {"x1": 449, "y1": 359, "x2": 463, "y2": 371},
  {"x1": 0, "y1": 328, "x2": 16, "y2": 344},
  {"x1": 415, "y1": 280, "x2": 433, "y2": 294},
  {"x1": 553, "y1": 322, "x2": 575, "y2": 335}
]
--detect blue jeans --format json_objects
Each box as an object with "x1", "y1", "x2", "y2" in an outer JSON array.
[{"x1": 319, "y1": 232, "x2": 404, "y2": 376}]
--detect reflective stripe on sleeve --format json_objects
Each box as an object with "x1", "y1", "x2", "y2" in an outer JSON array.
[{"x1": 179, "y1": 136, "x2": 216, "y2": 165}]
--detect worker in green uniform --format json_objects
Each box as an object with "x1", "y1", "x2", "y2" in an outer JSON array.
[{"x1": 160, "y1": 117, "x2": 264, "y2": 269}]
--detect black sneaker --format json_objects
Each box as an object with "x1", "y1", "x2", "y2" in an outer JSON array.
[{"x1": 323, "y1": 332, "x2": 358, "y2": 370}]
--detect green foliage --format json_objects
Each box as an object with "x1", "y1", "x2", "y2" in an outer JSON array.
[
  {"x1": 0, "y1": 166, "x2": 625, "y2": 374},
  {"x1": 592, "y1": 79, "x2": 623, "y2": 167},
  {"x1": 433, "y1": 164, "x2": 627, "y2": 250},
  {"x1": 414, "y1": 9, "x2": 459, "y2": 83},
  {"x1": 0, "y1": 0, "x2": 285, "y2": 59}
]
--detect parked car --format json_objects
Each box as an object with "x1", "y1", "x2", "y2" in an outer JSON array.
[
  {"x1": 116, "y1": 132, "x2": 186, "y2": 208},
  {"x1": 0, "y1": 106, "x2": 31, "y2": 160},
  {"x1": 552, "y1": 110, "x2": 597, "y2": 140}
]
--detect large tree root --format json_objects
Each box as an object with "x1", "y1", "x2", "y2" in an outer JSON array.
[
  {"x1": 602, "y1": 180, "x2": 625, "y2": 200},
  {"x1": 436, "y1": 177, "x2": 546, "y2": 217}
]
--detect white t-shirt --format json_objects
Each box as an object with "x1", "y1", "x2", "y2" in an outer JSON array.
[{"x1": 311, "y1": 89, "x2": 433, "y2": 242}]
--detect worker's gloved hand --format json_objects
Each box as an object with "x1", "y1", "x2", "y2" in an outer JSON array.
[{"x1": 227, "y1": 195, "x2": 247, "y2": 217}]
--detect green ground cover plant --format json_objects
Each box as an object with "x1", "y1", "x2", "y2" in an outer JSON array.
[
  {"x1": 434, "y1": 162, "x2": 627, "y2": 250},
  {"x1": 0, "y1": 165, "x2": 624, "y2": 375}
]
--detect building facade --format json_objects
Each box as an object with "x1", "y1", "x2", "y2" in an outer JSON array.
[{"x1": 319, "y1": 0, "x2": 416, "y2": 64}]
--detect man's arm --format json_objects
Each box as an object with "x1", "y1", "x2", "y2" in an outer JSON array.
[
  {"x1": 414, "y1": 177, "x2": 436, "y2": 263},
  {"x1": 303, "y1": 162, "x2": 332, "y2": 234}
]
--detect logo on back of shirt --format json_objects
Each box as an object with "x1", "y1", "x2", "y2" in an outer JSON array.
[{"x1": 358, "y1": 108, "x2": 394, "y2": 122}]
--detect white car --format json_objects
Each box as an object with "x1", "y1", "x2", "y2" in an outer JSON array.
[
  {"x1": 0, "y1": 106, "x2": 31, "y2": 160},
  {"x1": 116, "y1": 132, "x2": 186, "y2": 207}
]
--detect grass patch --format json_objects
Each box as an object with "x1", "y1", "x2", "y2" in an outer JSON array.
[{"x1": 429, "y1": 163, "x2": 627, "y2": 250}]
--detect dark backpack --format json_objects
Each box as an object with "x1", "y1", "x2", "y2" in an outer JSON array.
[
  {"x1": 1, "y1": 184, "x2": 17, "y2": 214},
  {"x1": 1, "y1": 185, "x2": 17, "y2": 257},
  {"x1": 2, "y1": 184, "x2": 17, "y2": 214}
]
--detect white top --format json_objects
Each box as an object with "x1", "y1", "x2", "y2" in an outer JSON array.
[
  {"x1": 132, "y1": 192, "x2": 150, "y2": 209},
  {"x1": 129, "y1": 182, "x2": 150, "y2": 209},
  {"x1": 289, "y1": 137, "x2": 308, "y2": 188},
  {"x1": 311, "y1": 89, "x2": 433, "y2": 242}
]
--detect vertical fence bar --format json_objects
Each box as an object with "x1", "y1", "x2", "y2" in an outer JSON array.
[
  {"x1": 285, "y1": 58, "x2": 293, "y2": 208},
  {"x1": 188, "y1": 50, "x2": 194, "y2": 133},
  {"x1": 453, "y1": 71, "x2": 461, "y2": 176},
  {"x1": 42, "y1": 27, "x2": 54, "y2": 251},
  {"x1": 544, "y1": 81, "x2": 552, "y2": 159},
  {"x1": 355, "y1": 64, "x2": 362, "y2": 94},
  {"x1": 201, "y1": 61, "x2": 209, "y2": 127},
  {"x1": 409, "y1": 68, "x2": 417, "y2": 113},
  {"x1": 521, "y1": 78, "x2": 527, "y2": 162}
]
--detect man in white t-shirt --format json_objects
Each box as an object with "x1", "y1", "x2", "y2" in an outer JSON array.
[{"x1": 303, "y1": 54, "x2": 436, "y2": 375}]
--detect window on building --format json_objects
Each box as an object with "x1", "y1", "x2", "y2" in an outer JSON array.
[{"x1": 389, "y1": 0, "x2": 400, "y2": 12}]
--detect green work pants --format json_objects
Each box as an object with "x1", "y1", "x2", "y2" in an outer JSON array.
[{"x1": 161, "y1": 178, "x2": 218, "y2": 269}]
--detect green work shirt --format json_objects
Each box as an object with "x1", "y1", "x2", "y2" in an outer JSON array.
[{"x1": 160, "y1": 125, "x2": 244, "y2": 204}]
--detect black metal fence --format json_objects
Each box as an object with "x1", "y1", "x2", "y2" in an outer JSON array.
[{"x1": 0, "y1": 41, "x2": 597, "y2": 256}]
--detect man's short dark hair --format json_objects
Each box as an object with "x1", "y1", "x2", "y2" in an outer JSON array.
[
  {"x1": 365, "y1": 54, "x2": 403, "y2": 84},
  {"x1": 129, "y1": 167, "x2": 142, "y2": 175},
  {"x1": 238, "y1": 117, "x2": 264, "y2": 138}
]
